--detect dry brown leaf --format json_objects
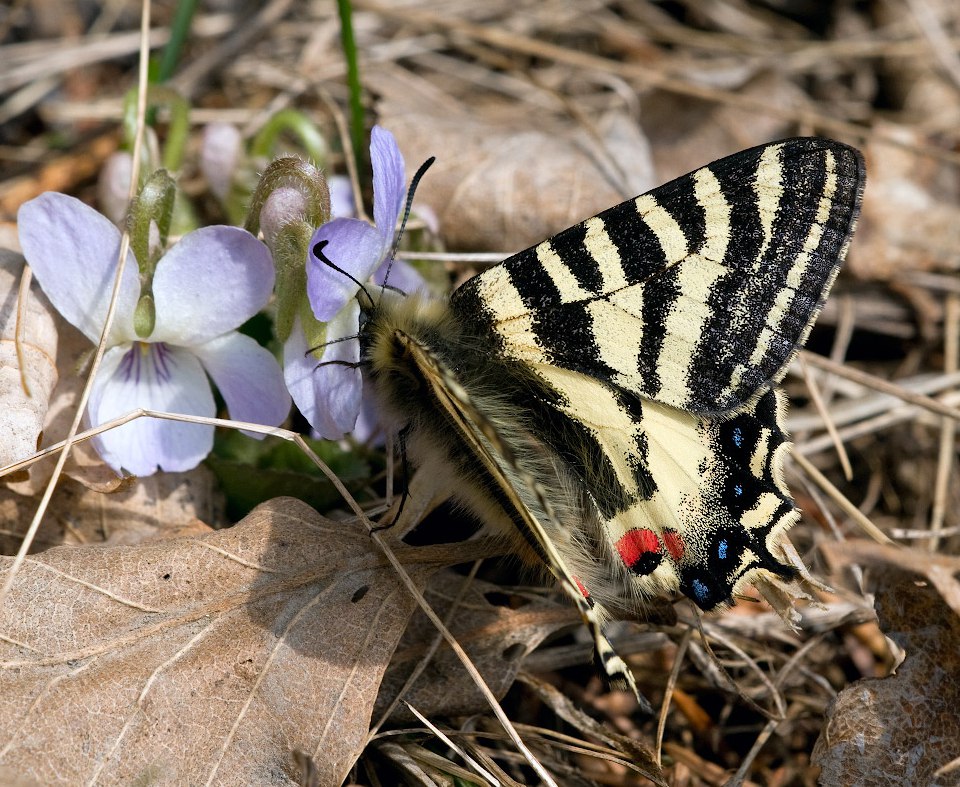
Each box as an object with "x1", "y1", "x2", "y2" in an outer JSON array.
[
  {"x1": 812, "y1": 565, "x2": 960, "y2": 784},
  {"x1": 382, "y1": 108, "x2": 655, "y2": 252},
  {"x1": 0, "y1": 497, "x2": 461, "y2": 786},
  {"x1": 5, "y1": 311, "x2": 121, "y2": 495},
  {"x1": 822, "y1": 539, "x2": 960, "y2": 619},
  {"x1": 0, "y1": 250, "x2": 58, "y2": 472},
  {"x1": 640, "y1": 72, "x2": 804, "y2": 183},
  {"x1": 0, "y1": 466, "x2": 224, "y2": 553},
  {"x1": 374, "y1": 570, "x2": 577, "y2": 722}
]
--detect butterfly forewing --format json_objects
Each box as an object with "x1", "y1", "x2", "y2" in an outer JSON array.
[{"x1": 452, "y1": 138, "x2": 865, "y2": 415}]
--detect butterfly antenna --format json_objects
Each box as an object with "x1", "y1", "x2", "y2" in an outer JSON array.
[
  {"x1": 312, "y1": 239, "x2": 376, "y2": 310},
  {"x1": 379, "y1": 156, "x2": 435, "y2": 292}
]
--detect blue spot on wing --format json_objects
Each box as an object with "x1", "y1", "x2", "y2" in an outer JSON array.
[
  {"x1": 732, "y1": 426, "x2": 744, "y2": 448},
  {"x1": 691, "y1": 579, "x2": 711, "y2": 606},
  {"x1": 718, "y1": 538, "x2": 728, "y2": 561}
]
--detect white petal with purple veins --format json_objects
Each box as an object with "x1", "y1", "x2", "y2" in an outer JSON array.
[{"x1": 88, "y1": 342, "x2": 216, "y2": 475}]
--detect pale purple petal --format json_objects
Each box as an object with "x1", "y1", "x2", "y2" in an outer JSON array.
[
  {"x1": 352, "y1": 395, "x2": 385, "y2": 446},
  {"x1": 192, "y1": 332, "x2": 290, "y2": 437},
  {"x1": 201, "y1": 123, "x2": 242, "y2": 200},
  {"x1": 306, "y1": 218, "x2": 383, "y2": 322},
  {"x1": 87, "y1": 343, "x2": 216, "y2": 475},
  {"x1": 370, "y1": 126, "x2": 405, "y2": 246},
  {"x1": 97, "y1": 151, "x2": 134, "y2": 225},
  {"x1": 283, "y1": 305, "x2": 362, "y2": 439},
  {"x1": 283, "y1": 316, "x2": 323, "y2": 433},
  {"x1": 151, "y1": 226, "x2": 274, "y2": 346},
  {"x1": 328, "y1": 175, "x2": 355, "y2": 218},
  {"x1": 18, "y1": 192, "x2": 140, "y2": 345},
  {"x1": 373, "y1": 258, "x2": 429, "y2": 296}
]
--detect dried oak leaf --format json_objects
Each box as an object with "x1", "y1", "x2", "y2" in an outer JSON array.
[
  {"x1": 0, "y1": 250, "x2": 58, "y2": 471},
  {"x1": 813, "y1": 563, "x2": 960, "y2": 785},
  {"x1": 0, "y1": 497, "x2": 469, "y2": 786},
  {"x1": 4, "y1": 312, "x2": 120, "y2": 495},
  {"x1": 0, "y1": 465, "x2": 224, "y2": 554},
  {"x1": 374, "y1": 570, "x2": 577, "y2": 722}
]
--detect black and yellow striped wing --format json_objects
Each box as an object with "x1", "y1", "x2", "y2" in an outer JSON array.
[
  {"x1": 452, "y1": 138, "x2": 864, "y2": 415},
  {"x1": 365, "y1": 137, "x2": 864, "y2": 695}
]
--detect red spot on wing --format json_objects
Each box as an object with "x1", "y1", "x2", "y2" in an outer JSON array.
[
  {"x1": 663, "y1": 529, "x2": 685, "y2": 560},
  {"x1": 573, "y1": 576, "x2": 590, "y2": 598},
  {"x1": 615, "y1": 528, "x2": 660, "y2": 567}
]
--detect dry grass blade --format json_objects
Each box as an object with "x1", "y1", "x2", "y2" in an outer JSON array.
[{"x1": 404, "y1": 703, "x2": 503, "y2": 786}]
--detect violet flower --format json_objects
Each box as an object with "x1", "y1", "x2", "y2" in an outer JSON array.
[
  {"x1": 283, "y1": 126, "x2": 426, "y2": 439},
  {"x1": 18, "y1": 193, "x2": 290, "y2": 476}
]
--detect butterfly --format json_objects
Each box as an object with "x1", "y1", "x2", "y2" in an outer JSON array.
[{"x1": 350, "y1": 137, "x2": 865, "y2": 696}]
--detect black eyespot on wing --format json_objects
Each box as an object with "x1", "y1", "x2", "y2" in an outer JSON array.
[{"x1": 615, "y1": 528, "x2": 664, "y2": 576}]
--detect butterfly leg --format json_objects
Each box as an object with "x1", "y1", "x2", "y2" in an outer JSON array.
[{"x1": 372, "y1": 424, "x2": 413, "y2": 533}]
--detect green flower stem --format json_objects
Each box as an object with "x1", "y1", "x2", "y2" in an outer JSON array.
[
  {"x1": 336, "y1": 0, "x2": 366, "y2": 181},
  {"x1": 127, "y1": 169, "x2": 176, "y2": 338},
  {"x1": 121, "y1": 85, "x2": 191, "y2": 172},
  {"x1": 155, "y1": 0, "x2": 198, "y2": 83},
  {"x1": 129, "y1": 169, "x2": 176, "y2": 273},
  {"x1": 251, "y1": 109, "x2": 329, "y2": 166},
  {"x1": 246, "y1": 158, "x2": 332, "y2": 343}
]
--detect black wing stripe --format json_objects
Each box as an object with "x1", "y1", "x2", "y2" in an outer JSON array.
[{"x1": 685, "y1": 146, "x2": 769, "y2": 410}]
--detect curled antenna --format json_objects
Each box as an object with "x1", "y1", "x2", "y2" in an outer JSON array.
[
  {"x1": 312, "y1": 239, "x2": 376, "y2": 310},
  {"x1": 378, "y1": 156, "x2": 436, "y2": 293}
]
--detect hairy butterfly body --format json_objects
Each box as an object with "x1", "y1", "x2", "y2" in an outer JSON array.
[{"x1": 359, "y1": 138, "x2": 865, "y2": 695}]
